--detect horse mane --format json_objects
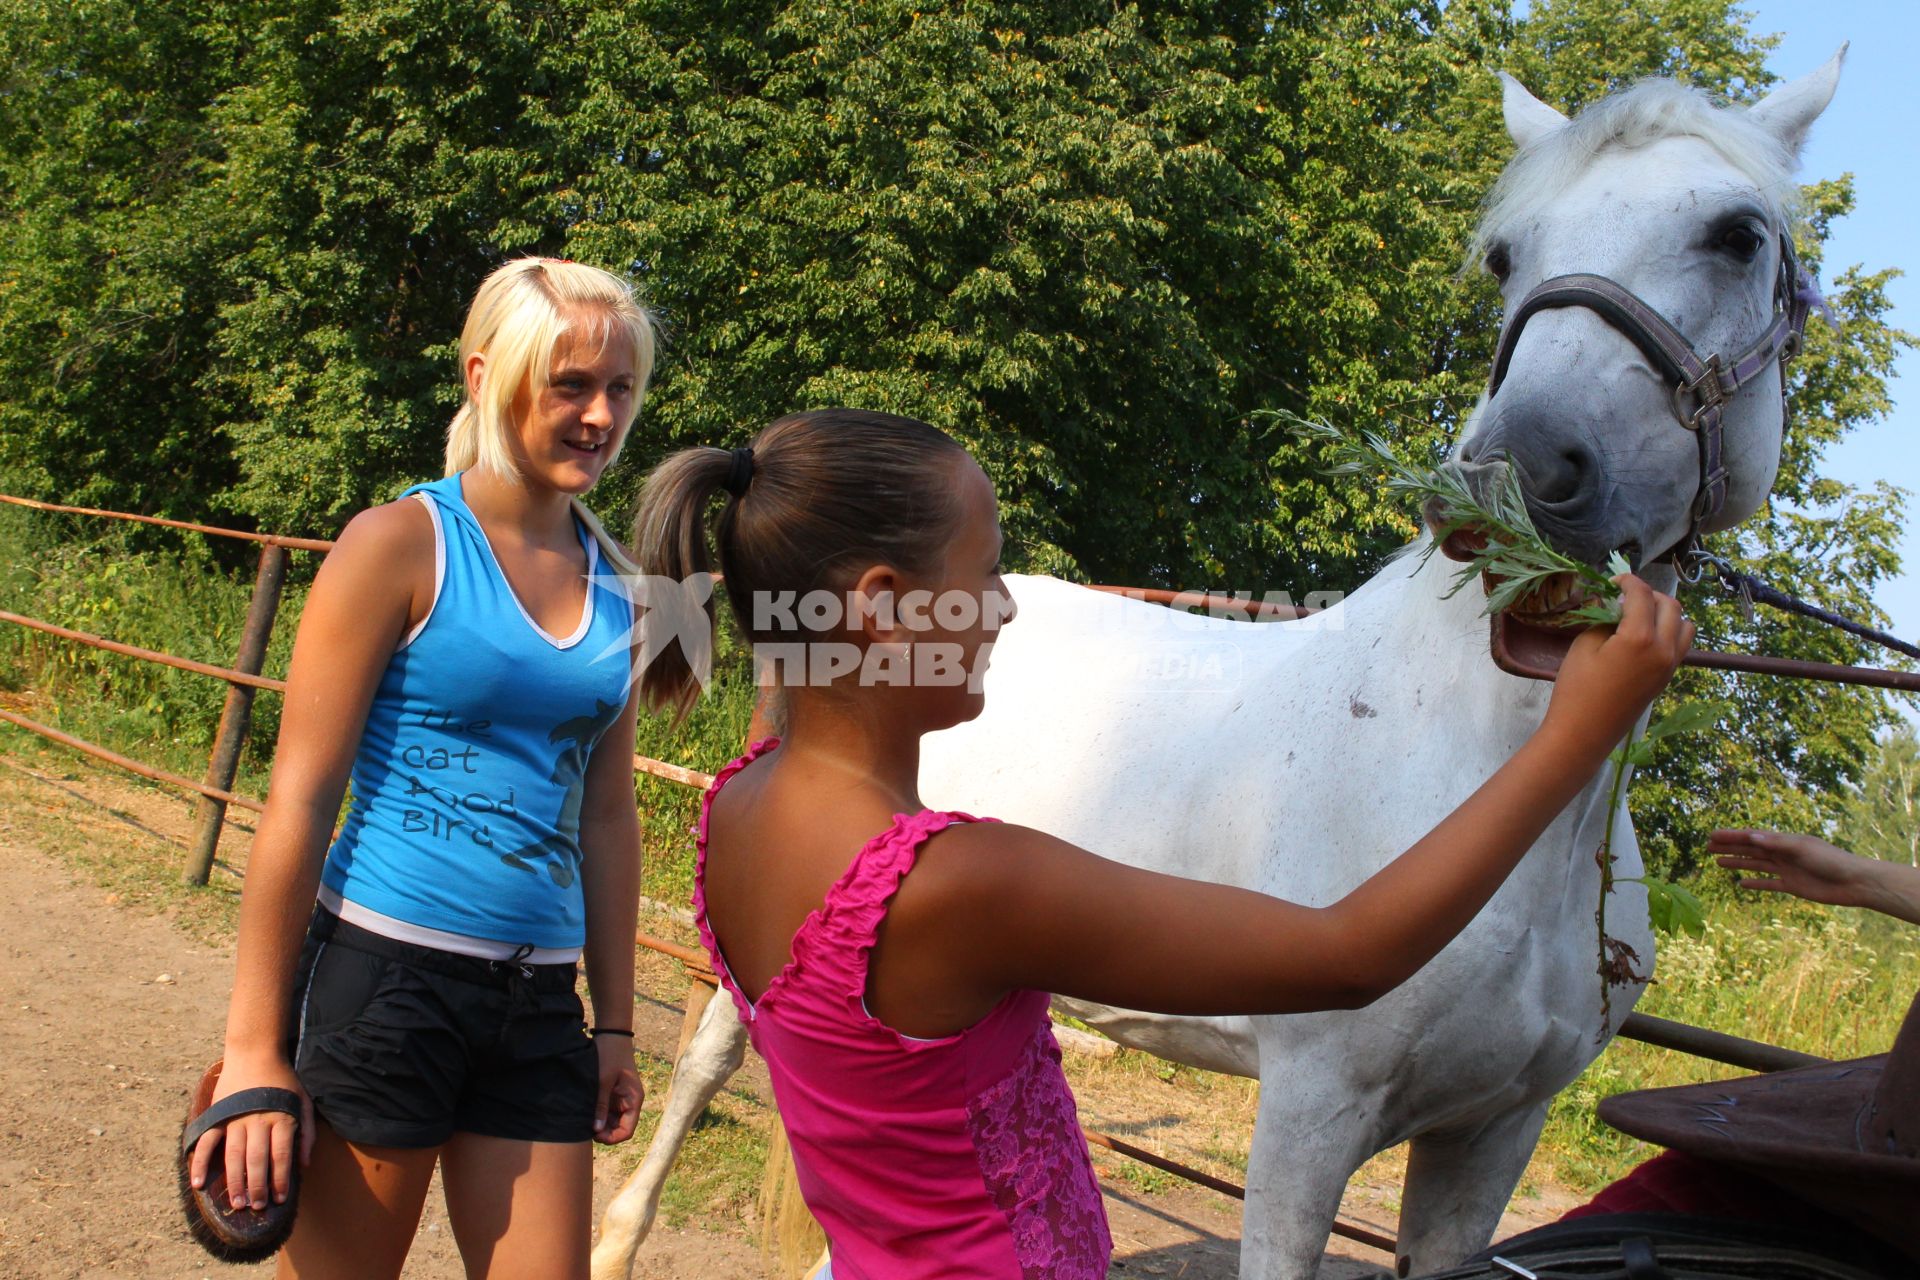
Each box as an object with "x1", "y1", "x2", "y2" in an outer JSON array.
[{"x1": 1469, "y1": 77, "x2": 1801, "y2": 265}]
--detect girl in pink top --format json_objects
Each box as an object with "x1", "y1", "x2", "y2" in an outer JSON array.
[{"x1": 630, "y1": 409, "x2": 1692, "y2": 1279}]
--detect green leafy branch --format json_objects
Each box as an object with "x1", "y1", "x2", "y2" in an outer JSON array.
[
  {"x1": 1278, "y1": 411, "x2": 1625, "y2": 624},
  {"x1": 1590, "y1": 700, "x2": 1723, "y2": 1033}
]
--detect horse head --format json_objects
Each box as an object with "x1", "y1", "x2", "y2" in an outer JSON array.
[{"x1": 1446, "y1": 50, "x2": 1845, "y2": 572}]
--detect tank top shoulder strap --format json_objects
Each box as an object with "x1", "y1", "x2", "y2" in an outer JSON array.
[
  {"x1": 692, "y1": 738, "x2": 998, "y2": 1020},
  {"x1": 398, "y1": 472, "x2": 465, "y2": 512},
  {"x1": 398, "y1": 473, "x2": 598, "y2": 565},
  {"x1": 786, "y1": 807, "x2": 996, "y2": 1015},
  {"x1": 693, "y1": 737, "x2": 784, "y2": 1023}
]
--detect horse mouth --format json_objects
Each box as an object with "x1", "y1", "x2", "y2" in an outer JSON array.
[{"x1": 1435, "y1": 525, "x2": 1594, "y2": 681}]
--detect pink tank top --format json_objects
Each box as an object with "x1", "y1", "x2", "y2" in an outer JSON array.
[{"x1": 693, "y1": 739, "x2": 1112, "y2": 1280}]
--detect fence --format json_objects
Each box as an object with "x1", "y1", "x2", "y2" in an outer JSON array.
[
  {"x1": 0, "y1": 493, "x2": 725, "y2": 880},
  {"x1": 0, "y1": 492, "x2": 1905, "y2": 1257}
]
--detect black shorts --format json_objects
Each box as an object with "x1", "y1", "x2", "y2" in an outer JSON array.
[{"x1": 290, "y1": 908, "x2": 597, "y2": 1148}]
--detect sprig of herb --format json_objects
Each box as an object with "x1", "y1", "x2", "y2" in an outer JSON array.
[
  {"x1": 1279, "y1": 411, "x2": 1624, "y2": 624},
  {"x1": 1591, "y1": 700, "x2": 1723, "y2": 1032},
  {"x1": 1601, "y1": 700, "x2": 1721, "y2": 940}
]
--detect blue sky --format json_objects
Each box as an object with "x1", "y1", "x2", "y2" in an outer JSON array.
[{"x1": 1744, "y1": 3, "x2": 1918, "y2": 694}]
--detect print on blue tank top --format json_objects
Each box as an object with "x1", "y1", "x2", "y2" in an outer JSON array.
[{"x1": 320, "y1": 474, "x2": 634, "y2": 950}]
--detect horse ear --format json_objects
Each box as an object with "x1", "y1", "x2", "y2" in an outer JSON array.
[
  {"x1": 1748, "y1": 44, "x2": 1847, "y2": 156},
  {"x1": 1499, "y1": 72, "x2": 1569, "y2": 149}
]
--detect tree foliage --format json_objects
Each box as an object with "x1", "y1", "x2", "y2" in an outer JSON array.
[
  {"x1": 1838, "y1": 725, "x2": 1920, "y2": 870},
  {"x1": 0, "y1": 0, "x2": 242, "y2": 518},
  {"x1": 0, "y1": 0, "x2": 1911, "y2": 873}
]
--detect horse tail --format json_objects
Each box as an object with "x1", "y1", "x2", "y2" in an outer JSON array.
[{"x1": 758, "y1": 1117, "x2": 828, "y2": 1279}]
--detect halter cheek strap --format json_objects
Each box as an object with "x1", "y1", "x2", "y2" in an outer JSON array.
[{"x1": 1485, "y1": 235, "x2": 1815, "y2": 564}]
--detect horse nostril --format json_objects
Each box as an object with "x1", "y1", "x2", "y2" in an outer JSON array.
[{"x1": 1532, "y1": 447, "x2": 1591, "y2": 507}]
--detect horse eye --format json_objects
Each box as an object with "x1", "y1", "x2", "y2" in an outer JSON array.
[
  {"x1": 1485, "y1": 243, "x2": 1513, "y2": 283},
  {"x1": 1719, "y1": 224, "x2": 1765, "y2": 261}
]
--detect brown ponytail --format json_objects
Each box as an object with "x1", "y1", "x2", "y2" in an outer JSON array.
[
  {"x1": 630, "y1": 409, "x2": 971, "y2": 717},
  {"x1": 630, "y1": 446, "x2": 737, "y2": 718}
]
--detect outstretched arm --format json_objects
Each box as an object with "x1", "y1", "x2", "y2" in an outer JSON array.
[
  {"x1": 878, "y1": 577, "x2": 1693, "y2": 1029},
  {"x1": 1711, "y1": 829, "x2": 1920, "y2": 927}
]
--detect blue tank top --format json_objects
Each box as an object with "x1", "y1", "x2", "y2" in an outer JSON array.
[{"x1": 319, "y1": 473, "x2": 634, "y2": 954}]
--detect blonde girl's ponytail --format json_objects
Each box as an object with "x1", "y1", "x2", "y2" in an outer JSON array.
[{"x1": 630, "y1": 445, "x2": 739, "y2": 719}]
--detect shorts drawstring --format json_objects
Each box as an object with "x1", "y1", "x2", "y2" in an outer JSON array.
[
  {"x1": 490, "y1": 943, "x2": 539, "y2": 1039},
  {"x1": 293, "y1": 911, "x2": 596, "y2": 1146},
  {"x1": 489, "y1": 941, "x2": 537, "y2": 980}
]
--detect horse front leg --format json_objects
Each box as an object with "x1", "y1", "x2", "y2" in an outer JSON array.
[
  {"x1": 591, "y1": 990, "x2": 750, "y2": 1280},
  {"x1": 1239, "y1": 1063, "x2": 1390, "y2": 1280},
  {"x1": 1392, "y1": 1100, "x2": 1550, "y2": 1277}
]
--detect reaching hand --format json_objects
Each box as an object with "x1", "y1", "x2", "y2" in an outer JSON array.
[{"x1": 1710, "y1": 829, "x2": 1920, "y2": 927}]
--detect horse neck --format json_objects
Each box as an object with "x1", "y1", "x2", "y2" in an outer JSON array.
[
  {"x1": 1346, "y1": 547, "x2": 1630, "y2": 896},
  {"x1": 1351, "y1": 545, "x2": 1553, "y2": 732}
]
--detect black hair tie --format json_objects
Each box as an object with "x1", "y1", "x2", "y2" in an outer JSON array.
[{"x1": 723, "y1": 446, "x2": 755, "y2": 497}]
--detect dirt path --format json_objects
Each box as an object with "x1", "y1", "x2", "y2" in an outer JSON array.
[
  {"x1": 0, "y1": 751, "x2": 1570, "y2": 1278},
  {"x1": 0, "y1": 757, "x2": 774, "y2": 1280}
]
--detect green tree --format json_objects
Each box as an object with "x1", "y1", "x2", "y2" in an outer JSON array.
[
  {"x1": 558, "y1": 0, "x2": 1529, "y2": 588},
  {"x1": 0, "y1": 0, "x2": 618, "y2": 535},
  {"x1": 1838, "y1": 724, "x2": 1920, "y2": 869},
  {"x1": 0, "y1": 0, "x2": 243, "y2": 520},
  {"x1": 558, "y1": 0, "x2": 1292, "y2": 581},
  {"x1": 207, "y1": 0, "x2": 591, "y2": 532}
]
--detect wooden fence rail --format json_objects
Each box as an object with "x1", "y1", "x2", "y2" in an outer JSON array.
[{"x1": 0, "y1": 500, "x2": 318, "y2": 878}]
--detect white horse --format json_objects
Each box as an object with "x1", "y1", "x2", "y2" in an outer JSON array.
[{"x1": 595, "y1": 54, "x2": 1844, "y2": 1280}]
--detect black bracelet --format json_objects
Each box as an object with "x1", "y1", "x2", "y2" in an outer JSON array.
[{"x1": 590, "y1": 1027, "x2": 635, "y2": 1038}]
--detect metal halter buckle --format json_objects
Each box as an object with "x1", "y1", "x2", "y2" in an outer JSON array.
[{"x1": 1672, "y1": 354, "x2": 1726, "y2": 431}]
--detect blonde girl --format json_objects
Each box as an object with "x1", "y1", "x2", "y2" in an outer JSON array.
[{"x1": 188, "y1": 258, "x2": 654, "y2": 1279}]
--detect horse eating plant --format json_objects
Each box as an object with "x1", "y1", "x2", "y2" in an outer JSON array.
[{"x1": 1286, "y1": 414, "x2": 1713, "y2": 1024}]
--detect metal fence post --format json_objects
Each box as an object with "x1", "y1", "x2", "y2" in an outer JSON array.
[{"x1": 182, "y1": 544, "x2": 289, "y2": 885}]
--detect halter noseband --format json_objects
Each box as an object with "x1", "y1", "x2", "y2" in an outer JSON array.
[{"x1": 1484, "y1": 234, "x2": 1815, "y2": 568}]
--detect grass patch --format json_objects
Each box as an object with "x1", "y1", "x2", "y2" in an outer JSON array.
[
  {"x1": 607, "y1": 1042, "x2": 774, "y2": 1233},
  {"x1": 0, "y1": 504, "x2": 305, "y2": 802},
  {"x1": 1534, "y1": 891, "x2": 1920, "y2": 1189},
  {"x1": 1063, "y1": 1034, "x2": 1262, "y2": 1194},
  {"x1": 632, "y1": 600, "x2": 759, "y2": 906}
]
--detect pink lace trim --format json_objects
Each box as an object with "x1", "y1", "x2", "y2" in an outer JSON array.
[{"x1": 965, "y1": 1022, "x2": 1112, "y2": 1278}]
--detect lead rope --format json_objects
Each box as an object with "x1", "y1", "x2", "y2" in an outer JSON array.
[{"x1": 1685, "y1": 551, "x2": 1920, "y2": 662}]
